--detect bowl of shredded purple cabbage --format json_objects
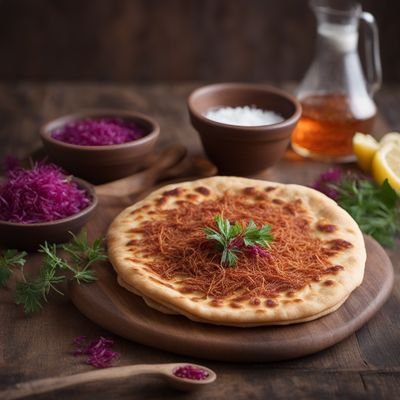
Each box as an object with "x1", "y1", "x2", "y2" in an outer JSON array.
[
  {"x1": 40, "y1": 110, "x2": 160, "y2": 184},
  {"x1": 0, "y1": 163, "x2": 97, "y2": 250}
]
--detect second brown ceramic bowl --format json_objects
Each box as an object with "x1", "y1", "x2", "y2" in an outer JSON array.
[
  {"x1": 187, "y1": 83, "x2": 301, "y2": 175},
  {"x1": 0, "y1": 177, "x2": 98, "y2": 251},
  {"x1": 40, "y1": 109, "x2": 160, "y2": 184}
]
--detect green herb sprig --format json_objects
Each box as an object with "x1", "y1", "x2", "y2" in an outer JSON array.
[
  {"x1": 61, "y1": 231, "x2": 107, "y2": 283},
  {"x1": 2, "y1": 231, "x2": 107, "y2": 314},
  {"x1": 204, "y1": 214, "x2": 274, "y2": 267},
  {"x1": 337, "y1": 178, "x2": 400, "y2": 247},
  {"x1": 0, "y1": 249, "x2": 27, "y2": 287}
]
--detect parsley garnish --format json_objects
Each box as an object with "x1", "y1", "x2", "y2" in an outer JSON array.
[
  {"x1": 204, "y1": 214, "x2": 274, "y2": 267},
  {"x1": 2, "y1": 231, "x2": 107, "y2": 314}
]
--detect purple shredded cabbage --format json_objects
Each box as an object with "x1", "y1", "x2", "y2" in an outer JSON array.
[
  {"x1": 173, "y1": 365, "x2": 209, "y2": 380},
  {"x1": 51, "y1": 117, "x2": 145, "y2": 146},
  {"x1": 312, "y1": 168, "x2": 344, "y2": 200},
  {"x1": 0, "y1": 163, "x2": 90, "y2": 224},
  {"x1": 73, "y1": 336, "x2": 120, "y2": 369}
]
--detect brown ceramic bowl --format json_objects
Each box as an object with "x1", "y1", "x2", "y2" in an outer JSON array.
[
  {"x1": 187, "y1": 83, "x2": 301, "y2": 175},
  {"x1": 40, "y1": 109, "x2": 160, "y2": 184},
  {"x1": 0, "y1": 177, "x2": 98, "y2": 251}
]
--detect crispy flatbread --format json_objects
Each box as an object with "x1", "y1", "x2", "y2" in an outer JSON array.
[{"x1": 107, "y1": 176, "x2": 366, "y2": 326}]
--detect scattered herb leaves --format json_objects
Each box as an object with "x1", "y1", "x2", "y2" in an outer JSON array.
[
  {"x1": 0, "y1": 249, "x2": 27, "y2": 287},
  {"x1": 61, "y1": 231, "x2": 107, "y2": 283},
  {"x1": 204, "y1": 214, "x2": 274, "y2": 267},
  {"x1": 313, "y1": 168, "x2": 400, "y2": 247},
  {"x1": 336, "y1": 178, "x2": 400, "y2": 247},
  {"x1": 1, "y1": 231, "x2": 107, "y2": 314}
]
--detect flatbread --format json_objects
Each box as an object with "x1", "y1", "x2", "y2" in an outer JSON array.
[
  {"x1": 117, "y1": 275, "x2": 350, "y2": 325},
  {"x1": 107, "y1": 176, "x2": 366, "y2": 326}
]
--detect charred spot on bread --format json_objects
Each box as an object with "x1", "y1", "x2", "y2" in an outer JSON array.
[
  {"x1": 163, "y1": 188, "x2": 182, "y2": 196},
  {"x1": 317, "y1": 223, "x2": 337, "y2": 233},
  {"x1": 195, "y1": 186, "x2": 210, "y2": 196}
]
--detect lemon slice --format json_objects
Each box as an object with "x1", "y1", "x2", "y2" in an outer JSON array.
[
  {"x1": 380, "y1": 132, "x2": 400, "y2": 147},
  {"x1": 372, "y1": 142, "x2": 400, "y2": 191},
  {"x1": 353, "y1": 132, "x2": 379, "y2": 172}
]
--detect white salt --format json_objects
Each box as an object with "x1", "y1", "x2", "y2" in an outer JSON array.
[{"x1": 205, "y1": 106, "x2": 284, "y2": 126}]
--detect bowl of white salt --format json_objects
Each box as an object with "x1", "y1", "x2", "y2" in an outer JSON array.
[{"x1": 187, "y1": 83, "x2": 301, "y2": 175}]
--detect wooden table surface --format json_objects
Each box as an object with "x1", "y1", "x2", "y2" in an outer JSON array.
[{"x1": 0, "y1": 82, "x2": 399, "y2": 400}]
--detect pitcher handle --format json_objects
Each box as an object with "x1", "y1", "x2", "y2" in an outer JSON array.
[{"x1": 360, "y1": 12, "x2": 382, "y2": 95}]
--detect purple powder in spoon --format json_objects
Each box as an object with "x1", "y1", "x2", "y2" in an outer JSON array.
[{"x1": 173, "y1": 365, "x2": 209, "y2": 380}]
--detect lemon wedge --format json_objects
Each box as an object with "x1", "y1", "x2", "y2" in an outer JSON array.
[
  {"x1": 352, "y1": 132, "x2": 379, "y2": 172},
  {"x1": 380, "y1": 132, "x2": 400, "y2": 147},
  {"x1": 372, "y1": 142, "x2": 400, "y2": 191}
]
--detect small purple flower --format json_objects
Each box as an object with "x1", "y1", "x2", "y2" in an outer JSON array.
[{"x1": 312, "y1": 168, "x2": 343, "y2": 200}]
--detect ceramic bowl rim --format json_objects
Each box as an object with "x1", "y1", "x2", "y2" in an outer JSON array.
[
  {"x1": 40, "y1": 109, "x2": 160, "y2": 151},
  {"x1": 187, "y1": 82, "x2": 302, "y2": 132},
  {"x1": 0, "y1": 176, "x2": 98, "y2": 228}
]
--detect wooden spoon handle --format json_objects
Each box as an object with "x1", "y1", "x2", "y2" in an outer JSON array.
[
  {"x1": 0, "y1": 364, "x2": 169, "y2": 400},
  {"x1": 95, "y1": 145, "x2": 187, "y2": 197}
]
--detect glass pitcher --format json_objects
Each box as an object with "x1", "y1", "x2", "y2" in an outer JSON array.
[{"x1": 291, "y1": 0, "x2": 382, "y2": 162}]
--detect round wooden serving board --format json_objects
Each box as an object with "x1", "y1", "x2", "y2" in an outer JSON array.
[{"x1": 69, "y1": 235, "x2": 393, "y2": 362}]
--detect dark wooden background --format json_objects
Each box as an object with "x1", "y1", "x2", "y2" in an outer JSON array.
[
  {"x1": 0, "y1": 82, "x2": 400, "y2": 400},
  {"x1": 0, "y1": 0, "x2": 399, "y2": 82}
]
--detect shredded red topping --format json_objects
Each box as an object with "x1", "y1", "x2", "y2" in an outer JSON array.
[{"x1": 130, "y1": 194, "x2": 349, "y2": 299}]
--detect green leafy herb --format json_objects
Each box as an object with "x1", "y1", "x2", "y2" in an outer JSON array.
[
  {"x1": 15, "y1": 281, "x2": 44, "y2": 314},
  {"x1": 0, "y1": 249, "x2": 27, "y2": 287},
  {"x1": 204, "y1": 214, "x2": 273, "y2": 267},
  {"x1": 61, "y1": 231, "x2": 107, "y2": 282},
  {"x1": 243, "y1": 220, "x2": 273, "y2": 247},
  {"x1": 336, "y1": 178, "x2": 400, "y2": 247},
  {"x1": 15, "y1": 258, "x2": 65, "y2": 314},
  {"x1": 12, "y1": 231, "x2": 107, "y2": 314}
]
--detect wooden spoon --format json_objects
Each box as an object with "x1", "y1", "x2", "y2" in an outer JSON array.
[
  {"x1": 23, "y1": 144, "x2": 216, "y2": 201},
  {"x1": 0, "y1": 363, "x2": 217, "y2": 399},
  {"x1": 95, "y1": 148, "x2": 217, "y2": 208},
  {"x1": 95, "y1": 144, "x2": 187, "y2": 197}
]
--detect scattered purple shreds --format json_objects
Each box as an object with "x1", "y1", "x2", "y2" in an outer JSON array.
[
  {"x1": 3, "y1": 155, "x2": 20, "y2": 172},
  {"x1": 173, "y1": 365, "x2": 209, "y2": 381},
  {"x1": 51, "y1": 117, "x2": 145, "y2": 146},
  {"x1": 0, "y1": 163, "x2": 90, "y2": 224},
  {"x1": 247, "y1": 245, "x2": 272, "y2": 258},
  {"x1": 228, "y1": 237, "x2": 271, "y2": 259},
  {"x1": 312, "y1": 168, "x2": 344, "y2": 200},
  {"x1": 73, "y1": 336, "x2": 120, "y2": 369},
  {"x1": 73, "y1": 335, "x2": 87, "y2": 346},
  {"x1": 228, "y1": 236, "x2": 244, "y2": 249}
]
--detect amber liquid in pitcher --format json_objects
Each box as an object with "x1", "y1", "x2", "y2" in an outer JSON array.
[{"x1": 291, "y1": 94, "x2": 376, "y2": 161}]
